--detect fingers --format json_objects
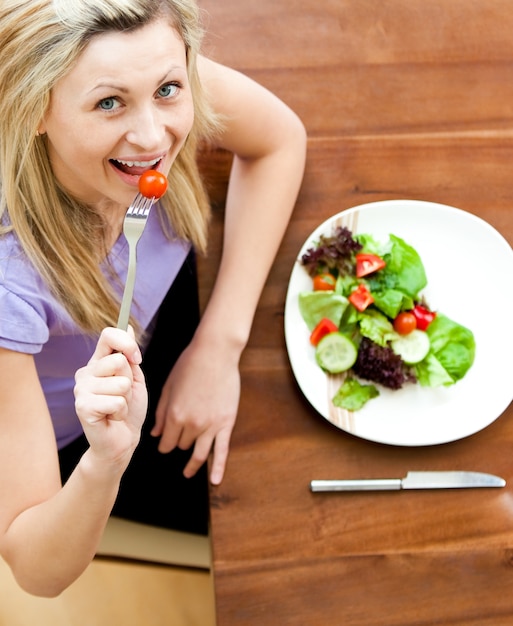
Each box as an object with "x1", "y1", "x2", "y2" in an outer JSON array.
[
  {"x1": 75, "y1": 328, "x2": 143, "y2": 426},
  {"x1": 75, "y1": 353, "x2": 133, "y2": 422},
  {"x1": 182, "y1": 433, "x2": 212, "y2": 479},
  {"x1": 182, "y1": 427, "x2": 232, "y2": 484},
  {"x1": 150, "y1": 406, "x2": 165, "y2": 439},
  {"x1": 90, "y1": 326, "x2": 142, "y2": 365},
  {"x1": 76, "y1": 391, "x2": 129, "y2": 425},
  {"x1": 154, "y1": 411, "x2": 231, "y2": 483},
  {"x1": 209, "y1": 430, "x2": 231, "y2": 485},
  {"x1": 77, "y1": 350, "x2": 134, "y2": 385}
]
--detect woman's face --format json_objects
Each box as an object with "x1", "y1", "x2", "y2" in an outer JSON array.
[{"x1": 40, "y1": 18, "x2": 194, "y2": 212}]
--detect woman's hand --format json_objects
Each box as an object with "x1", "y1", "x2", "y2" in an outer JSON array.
[
  {"x1": 74, "y1": 327, "x2": 148, "y2": 469},
  {"x1": 151, "y1": 336, "x2": 240, "y2": 485}
]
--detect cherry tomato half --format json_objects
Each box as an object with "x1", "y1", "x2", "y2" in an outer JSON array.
[
  {"x1": 310, "y1": 318, "x2": 338, "y2": 346},
  {"x1": 138, "y1": 169, "x2": 168, "y2": 199},
  {"x1": 355, "y1": 253, "x2": 386, "y2": 278},
  {"x1": 313, "y1": 273, "x2": 336, "y2": 291},
  {"x1": 412, "y1": 304, "x2": 437, "y2": 331},
  {"x1": 348, "y1": 284, "x2": 374, "y2": 312},
  {"x1": 393, "y1": 311, "x2": 417, "y2": 335}
]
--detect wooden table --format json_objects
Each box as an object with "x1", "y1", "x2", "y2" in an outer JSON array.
[{"x1": 197, "y1": 2, "x2": 513, "y2": 623}]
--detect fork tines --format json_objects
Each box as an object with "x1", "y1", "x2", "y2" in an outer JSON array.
[{"x1": 127, "y1": 193, "x2": 154, "y2": 216}]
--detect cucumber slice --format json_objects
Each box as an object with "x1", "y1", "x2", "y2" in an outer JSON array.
[
  {"x1": 391, "y1": 329, "x2": 430, "y2": 364},
  {"x1": 315, "y1": 332, "x2": 357, "y2": 373}
]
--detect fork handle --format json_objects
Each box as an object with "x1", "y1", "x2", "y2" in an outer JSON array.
[{"x1": 117, "y1": 246, "x2": 137, "y2": 330}]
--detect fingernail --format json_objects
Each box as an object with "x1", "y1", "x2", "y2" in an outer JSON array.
[
  {"x1": 210, "y1": 471, "x2": 222, "y2": 485},
  {"x1": 133, "y1": 349, "x2": 142, "y2": 364}
]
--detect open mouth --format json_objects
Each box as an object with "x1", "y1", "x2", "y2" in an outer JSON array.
[{"x1": 110, "y1": 157, "x2": 162, "y2": 176}]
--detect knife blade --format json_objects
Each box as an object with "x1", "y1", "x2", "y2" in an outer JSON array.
[{"x1": 310, "y1": 471, "x2": 506, "y2": 492}]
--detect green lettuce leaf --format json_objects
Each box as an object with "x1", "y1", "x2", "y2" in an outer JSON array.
[
  {"x1": 298, "y1": 291, "x2": 349, "y2": 331},
  {"x1": 372, "y1": 288, "x2": 413, "y2": 320},
  {"x1": 414, "y1": 353, "x2": 455, "y2": 387},
  {"x1": 355, "y1": 233, "x2": 392, "y2": 257},
  {"x1": 335, "y1": 273, "x2": 358, "y2": 297},
  {"x1": 358, "y1": 309, "x2": 398, "y2": 347},
  {"x1": 332, "y1": 377, "x2": 379, "y2": 411},
  {"x1": 426, "y1": 313, "x2": 475, "y2": 381},
  {"x1": 381, "y1": 235, "x2": 427, "y2": 298}
]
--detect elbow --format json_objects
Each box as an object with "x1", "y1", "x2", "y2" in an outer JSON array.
[
  {"x1": 15, "y1": 572, "x2": 72, "y2": 598},
  {"x1": 24, "y1": 586, "x2": 65, "y2": 599},
  {"x1": 2, "y1": 555, "x2": 76, "y2": 598},
  {"x1": 9, "y1": 565, "x2": 68, "y2": 598}
]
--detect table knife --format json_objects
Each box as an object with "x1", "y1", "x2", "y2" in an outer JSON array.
[{"x1": 310, "y1": 471, "x2": 506, "y2": 492}]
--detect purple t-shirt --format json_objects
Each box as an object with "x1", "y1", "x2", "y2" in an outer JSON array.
[{"x1": 0, "y1": 207, "x2": 191, "y2": 448}]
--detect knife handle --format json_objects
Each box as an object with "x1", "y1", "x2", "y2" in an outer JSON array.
[{"x1": 310, "y1": 479, "x2": 402, "y2": 492}]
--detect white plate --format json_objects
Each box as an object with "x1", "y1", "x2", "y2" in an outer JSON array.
[{"x1": 284, "y1": 199, "x2": 513, "y2": 446}]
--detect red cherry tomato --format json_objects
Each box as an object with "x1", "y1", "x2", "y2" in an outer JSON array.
[
  {"x1": 393, "y1": 311, "x2": 417, "y2": 335},
  {"x1": 313, "y1": 273, "x2": 336, "y2": 291},
  {"x1": 348, "y1": 284, "x2": 374, "y2": 312},
  {"x1": 310, "y1": 318, "x2": 339, "y2": 346},
  {"x1": 355, "y1": 253, "x2": 386, "y2": 278},
  {"x1": 138, "y1": 169, "x2": 168, "y2": 199}
]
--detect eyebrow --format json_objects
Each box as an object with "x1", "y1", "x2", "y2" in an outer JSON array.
[
  {"x1": 87, "y1": 66, "x2": 187, "y2": 95},
  {"x1": 88, "y1": 82, "x2": 128, "y2": 95}
]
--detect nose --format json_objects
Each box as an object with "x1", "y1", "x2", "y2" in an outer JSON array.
[{"x1": 125, "y1": 105, "x2": 166, "y2": 150}]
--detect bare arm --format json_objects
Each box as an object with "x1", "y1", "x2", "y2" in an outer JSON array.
[
  {"x1": 197, "y1": 57, "x2": 307, "y2": 352},
  {"x1": 152, "y1": 57, "x2": 307, "y2": 483},
  {"x1": 0, "y1": 329, "x2": 147, "y2": 596}
]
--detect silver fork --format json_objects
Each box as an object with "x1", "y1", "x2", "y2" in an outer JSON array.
[{"x1": 116, "y1": 193, "x2": 154, "y2": 330}]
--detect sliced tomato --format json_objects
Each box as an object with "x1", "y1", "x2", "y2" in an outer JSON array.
[
  {"x1": 393, "y1": 311, "x2": 417, "y2": 335},
  {"x1": 412, "y1": 304, "x2": 436, "y2": 331},
  {"x1": 310, "y1": 318, "x2": 339, "y2": 346},
  {"x1": 313, "y1": 273, "x2": 336, "y2": 291},
  {"x1": 348, "y1": 284, "x2": 374, "y2": 312},
  {"x1": 355, "y1": 253, "x2": 386, "y2": 278}
]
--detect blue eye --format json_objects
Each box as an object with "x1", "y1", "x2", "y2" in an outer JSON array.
[
  {"x1": 98, "y1": 98, "x2": 118, "y2": 111},
  {"x1": 158, "y1": 83, "x2": 179, "y2": 98}
]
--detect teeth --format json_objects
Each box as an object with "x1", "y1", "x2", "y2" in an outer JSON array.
[{"x1": 115, "y1": 157, "x2": 161, "y2": 168}]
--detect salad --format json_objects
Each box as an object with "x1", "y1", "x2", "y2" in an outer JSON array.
[{"x1": 298, "y1": 226, "x2": 476, "y2": 411}]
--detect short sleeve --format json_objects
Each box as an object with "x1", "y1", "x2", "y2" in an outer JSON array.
[{"x1": 0, "y1": 286, "x2": 49, "y2": 354}]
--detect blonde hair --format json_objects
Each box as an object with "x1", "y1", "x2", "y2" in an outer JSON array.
[{"x1": 0, "y1": 0, "x2": 218, "y2": 335}]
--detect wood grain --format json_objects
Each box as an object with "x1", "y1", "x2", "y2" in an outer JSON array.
[
  {"x1": 196, "y1": 1, "x2": 513, "y2": 624},
  {"x1": 0, "y1": 557, "x2": 215, "y2": 626}
]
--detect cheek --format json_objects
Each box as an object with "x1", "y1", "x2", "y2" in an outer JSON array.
[
  {"x1": 47, "y1": 134, "x2": 93, "y2": 174},
  {"x1": 45, "y1": 125, "x2": 111, "y2": 193},
  {"x1": 46, "y1": 106, "x2": 109, "y2": 158},
  {"x1": 50, "y1": 124, "x2": 111, "y2": 168}
]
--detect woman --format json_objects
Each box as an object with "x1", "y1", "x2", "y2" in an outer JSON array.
[{"x1": 0, "y1": 0, "x2": 306, "y2": 596}]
